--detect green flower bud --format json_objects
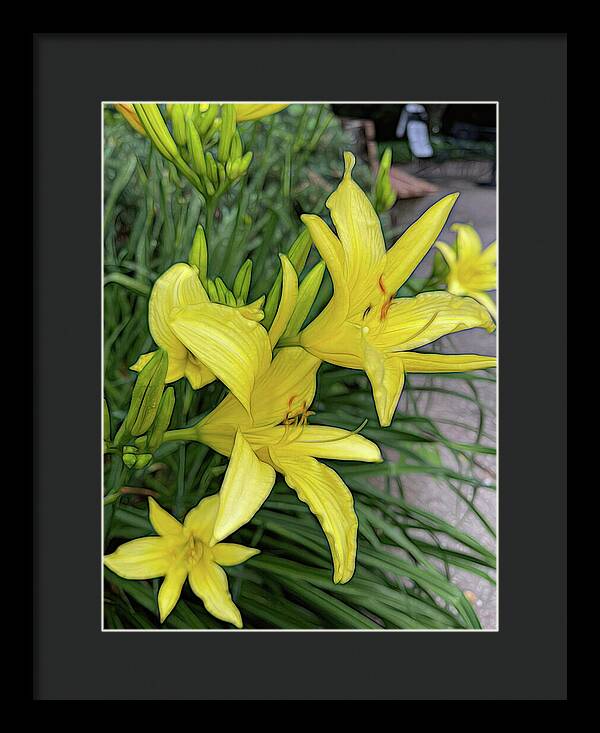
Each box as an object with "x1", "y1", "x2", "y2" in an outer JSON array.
[
  {"x1": 232, "y1": 259, "x2": 252, "y2": 304},
  {"x1": 189, "y1": 225, "x2": 208, "y2": 287},
  {"x1": 170, "y1": 104, "x2": 187, "y2": 146},
  {"x1": 146, "y1": 387, "x2": 175, "y2": 452},
  {"x1": 124, "y1": 349, "x2": 169, "y2": 437},
  {"x1": 263, "y1": 227, "x2": 312, "y2": 328},
  {"x1": 186, "y1": 118, "x2": 207, "y2": 178},
  {"x1": 134, "y1": 454, "x2": 153, "y2": 469},
  {"x1": 217, "y1": 104, "x2": 236, "y2": 163},
  {"x1": 122, "y1": 452, "x2": 137, "y2": 469},
  {"x1": 374, "y1": 147, "x2": 397, "y2": 214},
  {"x1": 282, "y1": 260, "x2": 326, "y2": 338},
  {"x1": 134, "y1": 104, "x2": 178, "y2": 162}
]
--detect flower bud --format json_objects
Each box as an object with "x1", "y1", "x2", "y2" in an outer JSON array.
[
  {"x1": 189, "y1": 225, "x2": 208, "y2": 287},
  {"x1": 283, "y1": 260, "x2": 326, "y2": 338},
  {"x1": 125, "y1": 349, "x2": 169, "y2": 437}
]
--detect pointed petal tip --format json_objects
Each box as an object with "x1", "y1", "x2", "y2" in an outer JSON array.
[{"x1": 342, "y1": 150, "x2": 356, "y2": 175}]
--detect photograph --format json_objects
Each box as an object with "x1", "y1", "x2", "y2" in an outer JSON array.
[{"x1": 102, "y1": 101, "x2": 498, "y2": 631}]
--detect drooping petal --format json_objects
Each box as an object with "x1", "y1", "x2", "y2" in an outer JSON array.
[
  {"x1": 104, "y1": 537, "x2": 171, "y2": 579},
  {"x1": 211, "y1": 431, "x2": 276, "y2": 545},
  {"x1": 400, "y1": 352, "x2": 497, "y2": 373},
  {"x1": 384, "y1": 193, "x2": 459, "y2": 293},
  {"x1": 468, "y1": 290, "x2": 497, "y2": 321},
  {"x1": 169, "y1": 302, "x2": 272, "y2": 416},
  {"x1": 131, "y1": 350, "x2": 187, "y2": 384},
  {"x1": 184, "y1": 494, "x2": 220, "y2": 544},
  {"x1": 148, "y1": 263, "x2": 209, "y2": 359},
  {"x1": 158, "y1": 564, "x2": 188, "y2": 622},
  {"x1": 270, "y1": 449, "x2": 358, "y2": 584},
  {"x1": 275, "y1": 425, "x2": 382, "y2": 463},
  {"x1": 268, "y1": 255, "x2": 298, "y2": 348},
  {"x1": 212, "y1": 543, "x2": 260, "y2": 566},
  {"x1": 234, "y1": 104, "x2": 288, "y2": 122},
  {"x1": 148, "y1": 497, "x2": 183, "y2": 537},
  {"x1": 188, "y1": 559, "x2": 243, "y2": 628},
  {"x1": 452, "y1": 223, "x2": 482, "y2": 260},
  {"x1": 250, "y1": 347, "x2": 321, "y2": 428},
  {"x1": 376, "y1": 292, "x2": 495, "y2": 352},
  {"x1": 326, "y1": 152, "x2": 386, "y2": 312},
  {"x1": 362, "y1": 341, "x2": 406, "y2": 428}
]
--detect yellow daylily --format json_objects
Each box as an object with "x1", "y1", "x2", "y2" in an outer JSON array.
[
  {"x1": 104, "y1": 495, "x2": 258, "y2": 627},
  {"x1": 234, "y1": 104, "x2": 288, "y2": 122},
  {"x1": 170, "y1": 347, "x2": 382, "y2": 585},
  {"x1": 114, "y1": 103, "x2": 146, "y2": 135},
  {"x1": 296, "y1": 152, "x2": 496, "y2": 428},
  {"x1": 131, "y1": 262, "x2": 271, "y2": 415},
  {"x1": 436, "y1": 224, "x2": 497, "y2": 320}
]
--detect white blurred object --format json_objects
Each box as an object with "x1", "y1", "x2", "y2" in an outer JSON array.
[{"x1": 396, "y1": 104, "x2": 434, "y2": 159}]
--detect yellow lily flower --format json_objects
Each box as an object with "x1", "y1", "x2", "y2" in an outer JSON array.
[
  {"x1": 131, "y1": 263, "x2": 271, "y2": 415},
  {"x1": 234, "y1": 104, "x2": 288, "y2": 122},
  {"x1": 173, "y1": 346, "x2": 382, "y2": 585},
  {"x1": 296, "y1": 152, "x2": 496, "y2": 428},
  {"x1": 104, "y1": 495, "x2": 258, "y2": 627},
  {"x1": 114, "y1": 103, "x2": 146, "y2": 135},
  {"x1": 435, "y1": 224, "x2": 497, "y2": 320}
]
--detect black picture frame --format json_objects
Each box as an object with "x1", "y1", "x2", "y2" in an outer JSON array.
[{"x1": 33, "y1": 33, "x2": 567, "y2": 700}]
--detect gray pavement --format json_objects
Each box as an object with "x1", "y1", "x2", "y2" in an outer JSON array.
[{"x1": 391, "y1": 172, "x2": 497, "y2": 629}]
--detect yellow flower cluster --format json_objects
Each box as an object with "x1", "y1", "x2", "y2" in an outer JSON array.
[{"x1": 105, "y1": 150, "x2": 496, "y2": 628}]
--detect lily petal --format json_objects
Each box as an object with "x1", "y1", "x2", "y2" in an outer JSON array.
[
  {"x1": 452, "y1": 223, "x2": 482, "y2": 260},
  {"x1": 158, "y1": 564, "x2": 188, "y2": 623},
  {"x1": 268, "y1": 255, "x2": 298, "y2": 348},
  {"x1": 377, "y1": 292, "x2": 495, "y2": 352},
  {"x1": 212, "y1": 543, "x2": 260, "y2": 566},
  {"x1": 170, "y1": 302, "x2": 272, "y2": 416},
  {"x1": 104, "y1": 537, "x2": 170, "y2": 579},
  {"x1": 434, "y1": 241, "x2": 457, "y2": 268},
  {"x1": 148, "y1": 263, "x2": 209, "y2": 359},
  {"x1": 148, "y1": 497, "x2": 183, "y2": 537},
  {"x1": 470, "y1": 290, "x2": 497, "y2": 321},
  {"x1": 384, "y1": 193, "x2": 459, "y2": 293},
  {"x1": 275, "y1": 425, "x2": 382, "y2": 463},
  {"x1": 184, "y1": 360, "x2": 216, "y2": 390},
  {"x1": 362, "y1": 341, "x2": 406, "y2": 428},
  {"x1": 211, "y1": 431, "x2": 276, "y2": 545},
  {"x1": 250, "y1": 347, "x2": 321, "y2": 429},
  {"x1": 479, "y1": 240, "x2": 498, "y2": 265},
  {"x1": 326, "y1": 152, "x2": 386, "y2": 311},
  {"x1": 271, "y1": 449, "x2": 358, "y2": 584},
  {"x1": 300, "y1": 213, "x2": 349, "y2": 328},
  {"x1": 234, "y1": 104, "x2": 288, "y2": 122},
  {"x1": 189, "y1": 559, "x2": 243, "y2": 628},
  {"x1": 131, "y1": 350, "x2": 187, "y2": 383},
  {"x1": 184, "y1": 495, "x2": 221, "y2": 544},
  {"x1": 401, "y1": 352, "x2": 497, "y2": 373}
]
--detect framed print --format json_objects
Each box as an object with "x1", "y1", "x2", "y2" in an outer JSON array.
[{"x1": 33, "y1": 33, "x2": 567, "y2": 700}]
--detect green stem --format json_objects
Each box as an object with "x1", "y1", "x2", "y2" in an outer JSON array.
[{"x1": 162, "y1": 427, "x2": 199, "y2": 443}]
